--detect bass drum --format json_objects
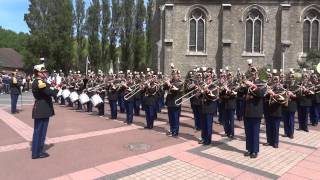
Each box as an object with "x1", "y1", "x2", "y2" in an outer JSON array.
[
  {"x1": 57, "y1": 89, "x2": 63, "y2": 97},
  {"x1": 62, "y1": 89, "x2": 71, "y2": 99},
  {"x1": 70, "y1": 92, "x2": 79, "y2": 103},
  {"x1": 91, "y1": 94, "x2": 103, "y2": 107},
  {"x1": 79, "y1": 93, "x2": 90, "y2": 104}
]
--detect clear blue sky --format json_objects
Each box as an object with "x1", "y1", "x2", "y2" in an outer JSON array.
[{"x1": 0, "y1": 0, "x2": 145, "y2": 33}]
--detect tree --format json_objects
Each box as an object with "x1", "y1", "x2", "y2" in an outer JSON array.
[
  {"x1": 101, "y1": 0, "x2": 111, "y2": 72},
  {"x1": 24, "y1": 0, "x2": 73, "y2": 72},
  {"x1": 110, "y1": 0, "x2": 121, "y2": 72},
  {"x1": 146, "y1": 0, "x2": 153, "y2": 69},
  {"x1": 133, "y1": 0, "x2": 146, "y2": 71},
  {"x1": 85, "y1": 0, "x2": 101, "y2": 72},
  {"x1": 300, "y1": 50, "x2": 320, "y2": 69},
  {"x1": 120, "y1": 0, "x2": 134, "y2": 71},
  {"x1": 74, "y1": 0, "x2": 86, "y2": 71},
  {"x1": 46, "y1": 0, "x2": 74, "y2": 72}
]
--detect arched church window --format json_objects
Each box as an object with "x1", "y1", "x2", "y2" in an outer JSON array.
[
  {"x1": 303, "y1": 9, "x2": 320, "y2": 52},
  {"x1": 189, "y1": 9, "x2": 206, "y2": 52},
  {"x1": 245, "y1": 9, "x2": 263, "y2": 53}
]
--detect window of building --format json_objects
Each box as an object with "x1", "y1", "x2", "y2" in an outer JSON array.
[
  {"x1": 245, "y1": 10, "x2": 263, "y2": 54},
  {"x1": 303, "y1": 10, "x2": 320, "y2": 53},
  {"x1": 189, "y1": 9, "x2": 206, "y2": 53}
]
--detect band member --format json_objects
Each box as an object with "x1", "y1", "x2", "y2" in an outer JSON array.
[
  {"x1": 310, "y1": 72, "x2": 319, "y2": 126},
  {"x1": 189, "y1": 71, "x2": 202, "y2": 131},
  {"x1": 10, "y1": 72, "x2": 21, "y2": 114},
  {"x1": 117, "y1": 72, "x2": 126, "y2": 113},
  {"x1": 199, "y1": 67, "x2": 218, "y2": 145},
  {"x1": 107, "y1": 76, "x2": 119, "y2": 119},
  {"x1": 143, "y1": 73, "x2": 158, "y2": 129},
  {"x1": 124, "y1": 71, "x2": 135, "y2": 124},
  {"x1": 165, "y1": 64, "x2": 184, "y2": 137},
  {"x1": 133, "y1": 72, "x2": 142, "y2": 116},
  {"x1": 243, "y1": 66, "x2": 266, "y2": 158},
  {"x1": 221, "y1": 72, "x2": 237, "y2": 138},
  {"x1": 282, "y1": 69, "x2": 297, "y2": 139},
  {"x1": 217, "y1": 69, "x2": 226, "y2": 124},
  {"x1": 264, "y1": 75, "x2": 284, "y2": 148},
  {"x1": 297, "y1": 71, "x2": 313, "y2": 132},
  {"x1": 236, "y1": 70, "x2": 246, "y2": 121},
  {"x1": 31, "y1": 64, "x2": 58, "y2": 159}
]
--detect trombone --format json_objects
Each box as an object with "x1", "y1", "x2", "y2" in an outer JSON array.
[{"x1": 175, "y1": 80, "x2": 219, "y2": 106}]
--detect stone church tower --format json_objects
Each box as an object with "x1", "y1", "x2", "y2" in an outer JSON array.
[{"x1": 151, "y1": 0, "x2": 320, "y2": 75}]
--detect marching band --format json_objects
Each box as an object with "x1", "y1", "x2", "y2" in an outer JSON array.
[{"x1": 38, "y1": 59, "x2": 320, "y2": 159}]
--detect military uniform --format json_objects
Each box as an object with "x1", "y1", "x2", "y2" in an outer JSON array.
[
  {"x1": 107, "y1": 81, "x2": 118, "y2": 119},
  {"x1": 143, "y1": 81, "x2": 158, "y2": 129},
  {"x1": 165, "y1": 79, "x2": 184, "y2": 136},
  {"x1": 124, "y1": 79, "x2": 135, "y2": 124},
  {"x1": 31, "y1": 67, "x2": 58, "y2": 159},
  {"x1": 220, "y1": 88, "x2": 237, "y2": 138},
  {"x1": 200, "y1": 87, "x2": 218, "y2": 145},
  {"x1": 244, "y1": 79, "x2": 265, "y2": 158},
  {"x1": 297, "y1": 81, "x2": 313, "y2": 132},
  {"x1": 283, "y1": 82, "x2": 297, "y2": 138},
  {"x1": 10, "y1": 74, "x2": 21, "y2": 113}
]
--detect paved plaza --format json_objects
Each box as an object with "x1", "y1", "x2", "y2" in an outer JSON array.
[{"x1": 0, "y1": 93, "x2": 319, "y2": 180}]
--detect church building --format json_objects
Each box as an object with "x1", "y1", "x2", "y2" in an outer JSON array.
[{"x1": 151, "y1": 0, "x2": 320, "y2": 75}]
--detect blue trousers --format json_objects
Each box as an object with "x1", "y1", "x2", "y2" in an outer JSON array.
[
  {"x1": 134, "y1": 99, "x2": 141, "y2": 115},
  {"x1": 310, "y1": 104, "x2": 319, "y2": 125},
  {"x1": 283, "y1": 111, "x2": 295, "y2": 137},
  {"x1": 168, "y1": 107, "x2": 181, "y2": 135},
  {"x1": 77, "y1": 100, "x2": 82, "y2": 110},
  {"x1": 60, "y1": 97, "x2": 65, "y2": 105},
  {"x1": 125, "y1": 101, "x2": 134, "y2": 124},
  {"x1": 191, "y1": 105, "x2": 201, "y2": 130},
  {"x1": 236, "y1": 99, "x2": 244, "y2": 120},
  {"x1": 223, "y1": 109, "x2": 235, "y2": 136},
  {"x1": 266, "y1": 117, "x2": 281, "y2": 145},
  {"x1": 32, "y1": 118, "x2": 49, "y2": 158},
  {"x1": 98, "y1": 102, "x2": 104, "y2": 115},
  {"x1": 118, "y1": 96, "x2": 125, "y2": 113},
  {"x1": 298, "y1": 106, "x2": 309, "y2": 130},
  {"x1": 109, "y1": 100, "x2": 117, "y2": 119},
  {"x1": 87, "y1": 101, "x2": 93, "y2": 112},
  {"x1": 201, "y1": 113, "x2": 214, "y2": 144},
  {"x1": 11, "y1": 94, "x2": 19, "y2": 113},
  {"x1": 145, "y1": 105, "x2": 155, "y2": 128},
  {"x1": 244, "y1": 118, "x2": 261, "y2": 153}
]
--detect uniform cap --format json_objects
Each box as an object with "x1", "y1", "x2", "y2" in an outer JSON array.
[{"x1": 34, "y1": 64, "x2": 47, "y2": 72}]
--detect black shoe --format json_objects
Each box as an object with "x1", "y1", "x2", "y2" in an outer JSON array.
[
  {"x1": 289, "y1": 135, "x2": 294, "y2": 139},
  {"x1": 304, "y1": 129, "x2": 309, "y2": 132},
  {"x1": 282, "y1": 134, "x2": 288, "y2": 137},
  {"x1": 250, "y1": 153, "x2": 258, "y2": 158},
  {"x1": 32, "y1": 152, "x2": 50, "y2": 159},
  {"x1": 203, "y1": 143, "x2": 211, "y2": 146},
  {"x1": 144, "y1": 126, "x2": 150, "y2": 129},
  {"x1": 244, "y1": 151, "x2": 251, "y2": 157},
  {"x1": 273, "y1": 144, "x2": 279, "y2": 148},
  {"x1": 228, "y1": 135, "x2": 234, "y2": 139},
  {"x1": 198, "y1": 140, "x2": 204, "y2": 144},
  {"x1": 263, "y1": 143, "x2": 270, "y2": 146},
  {"x1": 296, "y1": 128, "x2": 302, "y2": 131}
]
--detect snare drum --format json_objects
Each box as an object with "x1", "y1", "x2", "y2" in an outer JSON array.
[
  {"x1": 70, "y1": 92, "x2": 79, "y2": 103},
  {"x1": 91, "y1": 94, "x2": 103, "y2": 107},
  {"x1": 62, "y1": 89, "x2": 71, "y2": 99},
  {"x1": 79, "y1": 93, "x2": 90, "y2": 104}
]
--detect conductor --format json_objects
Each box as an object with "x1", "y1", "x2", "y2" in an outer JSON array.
[{"x1": 31, "y1": 64, "x2": 58, "y2": 159}]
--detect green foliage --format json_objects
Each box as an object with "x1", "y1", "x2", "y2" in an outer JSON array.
[
  {"x1": 86, "y1": 0, "x2": 101, "y2": 72},
  {"x1": 133, "y1": 0, "x2": 146, "y2": 71},
  {"x1": 301, "y1": 50, "x2": 320, "y2": 69},
  {"x1": 258, "y1": 64, "x2": 272, "y2": 81},
  {"x1": 74, "y1": 0, "x2": 86, "y2": 71},
  {"x1": 101, "y1": 0, "x2": 111, "y2": 72},
  {"x1": 24, "y1": 0, "x2": 74, "y2": 73},
  {"x1": 120, "y1": 0, "x2": 134, "y2": 71},
  {"x1": 146, "y1": 0, "x2": 154, "y2": 68}
]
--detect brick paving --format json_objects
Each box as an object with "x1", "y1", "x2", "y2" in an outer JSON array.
[{"x1": 0, "y1": 93, "x2": 319, "y2": 180}]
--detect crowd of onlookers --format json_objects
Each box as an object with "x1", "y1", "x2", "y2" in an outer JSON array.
[{"x1": 0, "y1": 71, "x2": 32, "y2": 95}]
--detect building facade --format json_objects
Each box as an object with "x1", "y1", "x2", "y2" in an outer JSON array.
[{"x1": 152, "y1": 0, "x2": 320, "y2": 75}]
